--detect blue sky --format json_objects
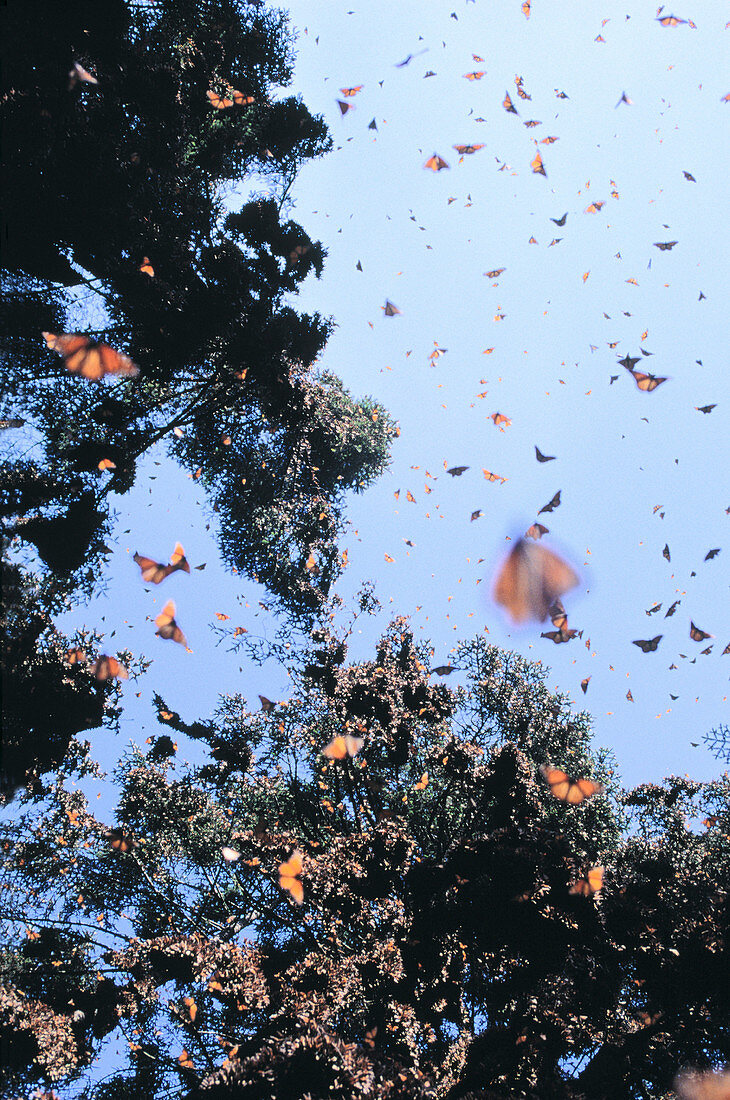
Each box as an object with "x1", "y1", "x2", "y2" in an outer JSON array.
[{"x1": 47, "y1": 0, "x2": 729, "y2": 801}]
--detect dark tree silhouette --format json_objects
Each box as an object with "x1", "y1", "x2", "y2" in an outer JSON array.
[
  {"x1": 1, "y1": 0, "x2": 396, "y2": 620},
  {"x1": 2, "y1": 621, "x2": 727, "y2": 1098}
]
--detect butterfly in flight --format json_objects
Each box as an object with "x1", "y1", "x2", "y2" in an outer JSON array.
[
  {"x1": 323, "y1": 735, "x2": 364, "y2": 759},
  {"x1": 539, "y1": 764, "x2": 604, "y2": 804},
  {"x1": 654, "y1": 241, "x2": 678, "y2": 250},
  {"x1": 656, "y1": 14, "x2": 686, "y2": 25},
  {"x1": 535, "y1": 446, "x2": 555, "y2": 463},
  {"x1": 43, "y1": 332, "x2": 139, "y2": 381},
  {"x1": 68, "y1": 61, "x2": 98, "y2": 89},
  {"x1": 134, "y1": 543, "x2": 190, "y2": 585},
  {"x1": 383, "y1": 300, "x2": 401, "y2": 317},
  {"x1": 551, "y1": 213, "x2": 567, "y2": 226},
  {"x1": 108, "y1": 828, "x2": 134, "y2": 853},
  {"x1": 633, "y1": 636, "x2": 662, "y2": 652},
  {"x1": 524, "y1": 522, "x2": 549, "y2": 540},
  {"x1": 155, "y1": 601, "x2": 188, "y2": 648},
  {"x1": 424, "y1": 154, "x2": 449, "y2": 171},
  {"x1": 538, "y1": 490, "x2": 561, "y2": 514},
  {"x1": 492, "y1": 539, "x2": 579, "y2": 624},
  {"x1": 530, "y1": 149, "x2": 546, "y2": 176},
  {"x1": 503, "y1": 91, "x2": 518, "y2": 114},
  {"x1": 569, "y1": 866, "x2": 604, "y2": 896},
  {"x1": 447, "y1": 465, "x2": 469, "y2": 476},
  {"x1": 278, "y1": 851, "x2": 304, "y2": 904},
  {"x1": 91, "y1": 656, "x2": 129, "y2": 681},
  {"x1": 690, "y1": 622, "x2": 713, "y2": 642},
  {"x1": 628, "y1": 369, "x2": 667, "y2": 391},
  {"x1": 454, "y1": 144, "x2": 485, "y2": 155}
]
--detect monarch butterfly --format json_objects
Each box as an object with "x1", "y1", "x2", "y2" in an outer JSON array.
[
  {"x1": 139, "y1": 257, "x2": 154, "y2": 276},
  {"x1": 584, "y1": 201, "x2": 605, "y2": 214},
  {"x1": 674, "y1": 1069, "x2": 730, "y2": 1100},
  {"x1": 447, "y1": 465, "x2": 469, "y2": 476},
  {"x1": 43, "y1": 332, "x2": 139, "y2": 381},
  {"x1": 383, "y1": 300, "x2": 401, "y2": 316},
  {"x1": 278, "y1": 850, "x2": 304, "y2": 904},
  {"x1": 656, "y1": 14, "x2": 686, "y2": 25},
  {"x1": 538, "y1": 490, "x2": 561, "y2": 514},
  {"x1": 221, "y1": 846, "x2": 240, "y2": 862},
  {"x1": 524, "y1": 523, "x2": 548, "y2": 540},
  {"x1": 581, "y1": 676, "x2": 591, "y2": 694},
  {"x1": 134, "y1": 543, "x2": 190, "y2": 585},
  {"x1": 503, "y1": 91, "x2": 518, "y2": 114},
  {"x1": 654, "y1": 241, "x2": 678, "y2": 250},
  {"x1": 108, "y1": 828, "x2": 134, "y2": 853},
  {"x1": 633, "y1": 636, "x2": 662, "y2": 652},
  {"x1": 97, "y1": 459, "x2": 116, "y2": 471},
  {"x1": 482, "y1": 469, "x2": 507, "y2": 483},
  {"x1": 463, "y1": 71, "x2": 486, "y2": 81},
  {"x1": 484, "y1": 269, "x2": 506, "y2": 279},
  {"x1": 66, "y1": 647, "x2": 87, "y2": 665},
  {"x1": 453, "y1": 144, "x2": 485, "y2": 155},
  {"x1": 569, "y1": 866, "x2": 604, "y2": 896},
  {"x1": 155, "y1": 601, "x2": 188, "y2": 648},
  {"x1": 535, "y1": 447, "x2": 556, "y2": 462},
  {"x1": 471, "y1": 510, "x2": 482, "y2": 522},
  {"x1": 92, "y1": 656, "x2": 129, "y2": 681},
  {"x1": 514, "y1": 75, "x2": 531, "y2": 99},
  {"x1": 493, "y1": 540, "x2": 579, "y2": 624},
  {"x1": 697, "y1": 406, "x2": 717, "y2": 415},
  {"x1": 628, "y1": 369, "x2": 667, "y2": 391},
  {"x1": 432, "y1": 665, "x2": 454, "y2": 676},
  {"x1": 68, "y1": 61, "x2": 98, "y2": 89},
  {"x1": 337, "y1": 99, "x2": 353, "y2": 115},
  {"x1": 690, "y1": 622, "x2": 712, "y2": 642},
  {"x1": 339, "y1": 86, "x2": 363, "y2": 96},
  {"x1": 540, "y1": 764, "x2": 604, "y2": 804},
  {"x1": 531, "y1": 149, "x2": 546, "y2": 176},
  {"x1": 424, "y1": 154, "x2": 449, "y2": 171},
  {"x1": 258, "y1": 695, "x2": 275, "y2": 712},
  {"x1": 524, "y1": 119, "x2": 541, "y2": 128},
  {"x1": 541, "y1": 135, "x2": 559, "y2": 144},
  {"x1": 490, "y1": 412, "x2": 511, "y2": 428},
  {"x1": 207, "y1": 90, "x2": 234, "y2": 109},
  {"x1": 541, "y1": 626, "x2": 581, "y2": 644},
  {"x1": 323, "y1": 734, "x2": 364, "y2": 760},
  {"x1": 522, "y1": 0, "x2": 531, "y2": 18}
]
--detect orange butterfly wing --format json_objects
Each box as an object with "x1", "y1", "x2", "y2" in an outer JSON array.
[
  {"x1": 278, "y1": 851, "x2": 304, "y2": 904},
  {"x1": 493, "y1": 541, "x2": 578, "y2": 624}
]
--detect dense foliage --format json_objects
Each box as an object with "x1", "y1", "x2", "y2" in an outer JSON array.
[
  {"x1": 1, "y1": 0, "x2": 396, "y2": 620},
  {"x1": 1, "y1": 620, "x2": 728, "y2": 1098}
]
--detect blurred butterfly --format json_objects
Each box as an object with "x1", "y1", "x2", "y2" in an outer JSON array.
[
  {"x1": 43, "y1": 332, "x2": 139, "y2": 381},
  {"x1": 524, "y1": 119, "x2": 541, "y2": 127},
  {"x1": 690, "y1": 622, "x2": 712, "y2": 642},
  {"x1": 482, "y1": 469, "x2": 507, "y2": 483},
  {"x1": 139, "y1": 257, "x2": 154, "y2": 276},
  {"x1": 470, "y1": 510, "x2": 482, "y2": 522},
  {"x1": 134, "y1": 543, "x2": 190, "y2": 585},
  {"x1": 584, "y1": 202, "x2": 605, "y2": 213},
  {"x1": 454, "y1": 144, "x2": 485, "y2": 155},
  {"x1": 674, "y1": 1069, "x2": 730, "y2": 1100},
  {"x1": 535, "y1": 446, "x2": 555, "y2": 463},
  {"x1": 447, "y1": 465, "x2": 469, "y2": 476},
  {"x1": 531, "y1": 149, "x2": 546, "y2": 176},
  {"x1": 92, "y1": 656, "x2": 129, "y2": 681},
  {"x1": 463, "y1": 71, "x2": 486, "y2": 80},
  {"x1": 490, "y1": 412, "x2": 511, "y2": 428},
  {"x1": 0, "y1": 418, "x2": 25, "y2": 429},
  {"x1": 108, "y1": 828, "x2": 134, "y2": 853},
  {"x1": 704, "y1": 547, "x2": 721, "y2": 558},
  {"x1": 155, "y1": 601, "x2": 188, "y2": 647},
  {"x1": 551, "y1": 213, "x2": 567, "y2": 226},
  {"x1": 221, "y1": 847, "x2": 240, "y2": 862},
  {"x1": 68, "y1": 61, "x2": 98, "y2": 89},
  {"x1": 654, "y1": 241, "x2": 678, "y2": 250},
  {"x1": 207, "y1": 90, "x2": 237, "y2": 109},
  {"x1": 424, "y1": 154, "x2": 449, "y2": 171},
  {"x1": 522, "y1": 0, "x2": 530, "y2": 17},
  {"x1": 525, "y1": 522, "x2": 548, "y2": 540},
  {"x1": 628, "y1": 369, "x2": 667, "y2": 391},
  {"x1": 493, "y1": 539, "x2": 579, "y2": 623},
  {"x1": 432, "y1": 665, "x2": 454, "y2": 676},
  {"x1": 484, "y1": 269, "x2": 506, "y2": 279},
  {"x1": 384, "y1": 300, "x2": 401, "y2": 316},
  {"x1": 258, "y1": 695, "x2": 275, "y2": 712},
  {"x1": 539, "y1": 764, "x2": 604, "y2": 804},
  {"x1": 633, "y1": 636, "x2": 662, "y2": 652},
  {"x1": 683, "y1": 171, "x2": 696, "y2": 181},
  {"x1": 340, "y1": 86, "x2": 363, "y2": 96},
  {"x1": 580, "y1": 677, "x2": 591, "y2": 694},
  {"x1": 656, "y1": 14, "x2": 686, "y2": 25},
  {"x1": 278, "y1": 850, "x2": 304, "y2": 904},
  {"x1": 696, "y1": 405, "x2": 716, "y2": 414},
  {"x1": 66, "y1": 647, "x2": 87, "y2": 665},
  {"x1": 569, "y1": 866, "x2": 604, "y2": 896},
  {"x1": 323, "y1": 735, "x2": 364, "y2": 759},
  {"x1": 538, "y1": 490, "x2": 561, "y2": 514},
  {"x1": 503, "y1": 91, "x2": 518, "y2": 114},
  {"x1": 337, "y1": 99, "x2": 353, "y2": 115}
]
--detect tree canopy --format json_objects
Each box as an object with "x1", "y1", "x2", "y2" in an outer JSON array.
[
  {"x1": 1, "y1": 618, "x2": 728, "y2": 1098},
  {"x1": 1, "y1": 0, "x2": 396, "y2": 621}
]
